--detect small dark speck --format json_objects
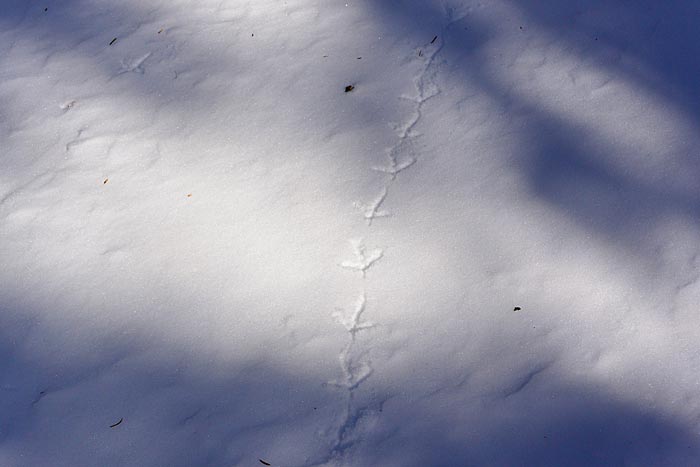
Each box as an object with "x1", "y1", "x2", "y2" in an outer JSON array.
[
  {"x1": 259, "y1": 460, "x2": 271, "y2": 466},
  {"x1": 519, "y1": 26, "x2": 523, "y2": 30},
  {"x1": 252, "y1": 33, "x2": 255, "y2": 37},
  {"x1": 313, "y1": 407, "x2": 317, "y2": 410},
  {"x1": 44, "y1": 7, "x2": 48, "y2": 12},
  {"x1": 109, "y1": 417, "x2": 123, "y2": 428},
  {"x1": 430, "y1": 35, "x2": 438, "y2": 44},
  {"x1": 357, "y1": 57, "x2": 362, "y2": 59},
  {"x1": 514, "y1": 306, "x2": 521, "y2": 312},
  {"x1": 344, "y1": 85, "x2": 354, "y2": 93},
  {"x1": 595, "y1": 37, "x2": 598, "y2": 41},
  {"x1": 109, "y1": 37, "x2": 117, "y2": 45}
]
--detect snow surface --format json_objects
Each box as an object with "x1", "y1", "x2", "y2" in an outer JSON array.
[{"x1": 2, "y1": 0, "x2": 700, "y2": 465}]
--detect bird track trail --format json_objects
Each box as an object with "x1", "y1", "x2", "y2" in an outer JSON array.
[
  {"x1": 319, "y1": 28, "x2": 447, "y2": 467},
  {"x1": 338, "y1": 238, "x2": 383, "y2": 278},
  {"x1": 353, "y1": 187, "x2": 390, "y2": 226}
]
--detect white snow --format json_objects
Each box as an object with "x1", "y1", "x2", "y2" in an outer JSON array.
[{"x1": 2, "y1": 0, "x2": 700, "y2": 465}]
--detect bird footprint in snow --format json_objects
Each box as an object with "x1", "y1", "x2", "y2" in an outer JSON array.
[
  {"x1": 339, "y1": 238, "x2": 383, "y2": 277},
  {"x1": 372, "y1": 156, "x2": 416, "y2": 180},
  {"x1": 333, "y1": 293, "x2": 374, "y2": 335},
  {"x1": 354, "y1": 187, "x2": 390, "y2": 225}
]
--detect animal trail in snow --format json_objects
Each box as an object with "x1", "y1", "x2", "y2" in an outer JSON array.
[
  {"x1": 332, "y1": 342, "x2": 374, "y2": 390},
  {"x1": 327, "y1": 30, "x2": 445, "y2": 465},
  {"x1": 332, "y1": 398, "x2": 383, "y2": 457},
  {"x1": 354, "y1": 187, "x2": 390, "y2": 225},
  {"x1": 371, "y1": 153, "x2": 417, "y2": 180},
  {"x1": 333, "y1": 293, "x2": 374, "y2": 336},
  {"x1": 390, "y1": 110, "x2": 422, "y2": 140},
  {"x1": 369, "y1": 37, "x2": 443, "y2": 184},
  {"x1": 339, "y1": 238, "x2": 383, "y2": 277}
]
